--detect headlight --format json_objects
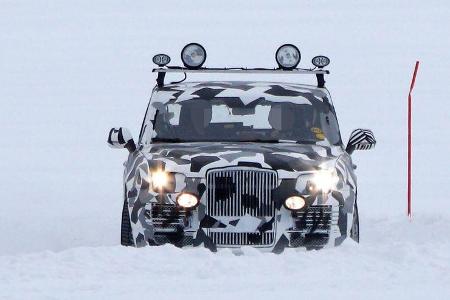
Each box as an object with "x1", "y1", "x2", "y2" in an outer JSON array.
[
  {"x1": 177, "y1": 193, "x2": 199, "y2": 209},
  {"x1": 181, "y1": 43, "x2": 207, "y2": 69},
  {"x1": 310, "y1": 169, "x2": 339, "y2": 193},
  {"x1": 284, "y1": 196, "x2": 306, "y2": 211},
  {"x1": 151, "y1": 170, "x2": 174, "y2": 192}
]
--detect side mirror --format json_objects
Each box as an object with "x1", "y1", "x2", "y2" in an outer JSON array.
[
  {"x1": 107, "y1": 127, "x2": 136, "y2": 152},
  {"x1": 346, "y1": 129, "x2": 376, "y2": 154}
]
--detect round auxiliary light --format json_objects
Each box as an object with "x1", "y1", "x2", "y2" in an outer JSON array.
[
  {"x1": 275, "y1": 44, "x2": 301, "y2": 70},
  {"x1": 284, "y1": 196, "x2": 306, "y2": 211},
  {"x1": 181, "y1": 43, "x2": 207, "y2": 69},
  {"x1": 152, "y1": 54, "x2": 171, "y2": 67},
  {"x1": 177, "y1": 193, "x2": 199, "y2": 209},
  {"x1": 312, "y1": 55, "x2": 330, "y2": 68}
]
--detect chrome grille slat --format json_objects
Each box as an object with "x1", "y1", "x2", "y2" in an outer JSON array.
[
  {"x1": 258, "y1": 172, "x2": 261, "y2": 216},
  {"x1": 209, "y1": 232, "x2": 275, "y2": 246}
]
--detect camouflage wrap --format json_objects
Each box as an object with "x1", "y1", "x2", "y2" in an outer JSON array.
[
  {"x1": 139, "y1": 81, "x2": 339, "y2": 146},
  {"x1": 120, "y1": 81, "x2": 359, "y2": 252}
]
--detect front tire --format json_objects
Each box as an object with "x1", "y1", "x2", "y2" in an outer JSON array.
[
  {"x1": 121, "y1": 198, "x2": 134, "y2": 246},
  {"x1": 350, "y1": 201, "x2": 360, "y2": 243}
]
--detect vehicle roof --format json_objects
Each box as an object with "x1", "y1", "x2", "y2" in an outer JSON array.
[{"x1": 153, "y1": 81, "x2": 332, "y2": 106}]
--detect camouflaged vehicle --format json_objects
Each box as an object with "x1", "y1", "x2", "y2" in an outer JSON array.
[{"x1": 108, "y1": 44, "x2": 376, "y2": 253}]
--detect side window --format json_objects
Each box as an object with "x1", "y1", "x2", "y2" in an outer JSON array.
[
  {"x1": 139, "y1": 104, "x2": 157, "y2": 146},
  {"x1": 140, "y1": 122, "x2": 152, "y2": 146}
]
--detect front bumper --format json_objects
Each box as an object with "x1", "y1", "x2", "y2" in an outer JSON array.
[
  {"x1": 127, "y1": 167, "x2": 356, "y2": 253},
  {"x1": 141, "y1": 202, "x2": 344, "y2": 253}
]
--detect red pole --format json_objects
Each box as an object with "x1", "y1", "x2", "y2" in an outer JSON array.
[{"x1": 408, "y1": 61, "x2": 419, "y2": 220}]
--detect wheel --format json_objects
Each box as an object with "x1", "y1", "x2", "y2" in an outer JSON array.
[
  {"x1": 350, "y1": 201, "x2": 360, "y2": 243},
  {"x1": 121, "y1": 198, "x2": 134, "y2": 246}
]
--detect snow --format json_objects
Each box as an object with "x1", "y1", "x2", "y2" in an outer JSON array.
[
  {"x1": 1, "y1": 0, "x2": 449, "y2": 299},
  {"x1": 1, "y1": 216, "x2": 449, "y2": 300}
]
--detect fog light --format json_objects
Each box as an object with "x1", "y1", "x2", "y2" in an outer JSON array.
[
  {"x1": 284, "y1": 196, "x2": 306, "y2": 211},
  {"x1": 177, "y1": 193, "x2": 199, "y2": 208}
]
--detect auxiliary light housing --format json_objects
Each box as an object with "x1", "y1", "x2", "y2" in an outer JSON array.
[
  {"x1": 275, "y1": 44, "x2": 301, "y2": 70},
  {"x1": 181, "y1": 43, "x2": 207, "y2": 69},
  {"x1": 152, "y1": 54, "x2": 171, "y2": 67},
  {"x1": 312, "y1": 55, "x2": 330, "y2": 68}
]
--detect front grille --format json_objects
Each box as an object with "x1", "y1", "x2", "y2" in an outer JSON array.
[
  {"x1": 292, "y1": 205, "x2": 337, "y2": 232},
  {"x1": 150, "y1": 204, "x2": 186, "y2": 218},
  {"x1": 206, "y1": 167, "x2": 277, "y2": 217},
  {"x1": 209, "y1": 231, "x2": 275, "y2": 246},
  {"x1": 290, "y1": 232, "x2": 329, "y2": 248},
  {"x1": 148, "y1": 204, "x2": 188, "y2": 232},
  {"x1": 153, "y1": 233, "x2": 193, "y2": 247}
]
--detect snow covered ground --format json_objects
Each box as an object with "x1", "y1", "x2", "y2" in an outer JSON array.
[
  {"x1": 1, "y1": 216, "x2": 449, "y2": 300},
  {"x1": 1, "y1": 0, "x2": 449, "y2": 299}
]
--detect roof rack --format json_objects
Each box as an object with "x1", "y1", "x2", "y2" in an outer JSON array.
[{"x1": 152, "y1": 67, "x2": 329, "y2": 88}]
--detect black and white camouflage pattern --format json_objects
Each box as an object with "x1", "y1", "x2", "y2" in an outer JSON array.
[
  {"x1": 120, "y1": 81, "x2": 360, "y2": 252},
  {"x1": 346, "y1": 129, "x2": 376, "y2": 154}
]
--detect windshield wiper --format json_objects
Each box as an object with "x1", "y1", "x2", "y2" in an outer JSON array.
[
  {"x1": 151, "y1": 138, "x2": 184, "y2": 143},
  {"x1": 296, "y1": 140, "x2": 317, "y2": 144},
  {"x1": 237, "y1": 139, "x2": 283, "y2": 143},
  {"x1": 151, "y1": 138, "x2": 318, "y2": 144}
]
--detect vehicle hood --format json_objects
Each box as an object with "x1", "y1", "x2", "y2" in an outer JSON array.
[{"x1": 141, "y1": 142, "x2": 344, "y2": 178}]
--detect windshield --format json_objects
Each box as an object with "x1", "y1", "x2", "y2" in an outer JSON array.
[{"x1": 149, "y1": 96, "x2": 341, "y2": 145}]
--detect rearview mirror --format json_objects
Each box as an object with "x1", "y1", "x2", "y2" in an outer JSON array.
[
  {"x1": 346, "y1": 129, "x2": 376, "y2": 154},
  {"x1": 107, "y1": 127, "x2": 136, "y2": 152}
]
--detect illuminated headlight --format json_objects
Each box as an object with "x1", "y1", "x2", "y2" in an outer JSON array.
[
  {"x1": 181, "y1": 43, "x2": 207, "y2": 69},
  {"x1": 284, "y1": 196, "x2": 306, "y2": 211},
  {"x1": 177, "y1": 193, "x2": 199, "y2": 209},
  {"x1": 151, "y1": 170, "x2": 174, "y2": 192},
  {"x1": 310, "y1": 169, "x2": 339, "y2": 193},
  {"x1": 275, "y1": 44, "x2": 301, "y2": 70}
]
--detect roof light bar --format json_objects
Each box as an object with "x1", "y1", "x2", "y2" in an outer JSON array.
[
  {"x1": 152, "y1": 44, "x2": 330, "y2": 88},
  {"x1": 152, "y1": 67, "x2": 328, "y2": 75}
]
